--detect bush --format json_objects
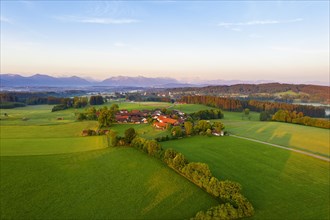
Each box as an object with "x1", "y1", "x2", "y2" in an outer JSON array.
[{"x1": 51, "y1": 104, "x2": 67, "y2": 112}]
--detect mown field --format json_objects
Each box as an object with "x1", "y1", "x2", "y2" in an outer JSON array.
[
  {"x1": 1, "y1": 148, "x2": 218, "y2": 219},
  {"x1": 161, "y1": 136, "x2": 330, "y2": 220},
  {"x1": 219, "y1": 111, "x2": 330, "y2": 157}
]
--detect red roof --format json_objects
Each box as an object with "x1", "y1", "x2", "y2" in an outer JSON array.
[
  {"x1": 162, "y1": 118, "x2": 177, "y2": 124},
  {"x1": 153, "y1": 122, "x2": 167, "y2": 128},
  {"x1": 116, "y1": 115, "x2": 129, "y2": 120}
]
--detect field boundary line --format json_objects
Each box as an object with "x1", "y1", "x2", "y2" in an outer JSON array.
[{"x1": 230, "y1": 134, "x2": 330, "y2": 162}]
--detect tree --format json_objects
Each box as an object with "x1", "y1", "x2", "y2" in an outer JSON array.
[
  {"x1": 124, "y1": 128, "x2": 137, "y2": 144},
  {"x1": 213, "y1": 121, "x2": 225, "y2": 133},
  {"x1": 171, "y1": 126, "x2": 182, "y2": 137},
  {"x1": 194, "y1": 120, "x2": 211, "y2": 133},
  {"x1": 110, "y1": 104, "x2": 119, "y2": 112},
  {"x1": 77, "y1": 113, "x2": 87, "y2": 121},
  {"x1": 98, "y1": 107, "x2": 111, "y2": 128},
  {"x1": 206, "y1": 128, "x2": 212, "y2": 136},
  {"x1": 259, "y1": 111, "x2": 271, "y2": 121},
  {"x1": 109, "y1": 130, "x2": 119, "y2": 147},
  {"x1": 184, "y1": 121, "x2": 193, "y2": 135},
  {"x1": 244, "y1": 108, "x2": 250, "y2": 116},
  {"x1": 90, "y1": 95, "x2": 104, "y2": 105},
  {"x1": 86, "y1": 107, "x2": 97, "y2": 120}
]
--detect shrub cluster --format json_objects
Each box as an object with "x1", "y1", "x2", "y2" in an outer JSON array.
[
  {"x1": 51, "y1": 104, "x2": 68, "y2": 112},
  {"x1": 82, "y1": 129, "x2": 109, "y2": 136},
  {"x1": 190, "y1": 109, "x2": 224, "y2": 120}
]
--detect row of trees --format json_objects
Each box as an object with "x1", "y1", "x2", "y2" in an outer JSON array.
[
  {"x1": 52, "y1": 96, "x2": 103, "y2": 112},
  {"x1": 163, "y1": 149, "x2": 254, "y2": 219},
  {"x1": 190, "y1": 109, "x2": 224, "y2": 120},
  {"x1": 272, "y1": 110, "x2": 330, "y2": 129},
  {"x1": 247, "y1": 100, "x2": 325, "y2": 118},
  {"x1": 113, "y1": 128, "x2": 253, "y2": 219},
  {"x1": 180, "y1": 95, "x2": 326, "y2": 118},
  {"x1": 107, "y1": 127, "x2": 254, "y2": 219},
  {"x1": 180, "y1": 95, "x2": 243, "y2": 112}
]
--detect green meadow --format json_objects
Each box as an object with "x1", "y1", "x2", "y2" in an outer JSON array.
[
  {"x1": 1, "y1": 148, "x2": 217, "y2": 219},
  {"x1": 220, "y1": 111, "x2": 330, "y2": 157},
  {"x1": 161, "y1": 136, "x2": 330, "y2": 220},
  {"x1": 0, "y1": 102, "x2": 217, "y2": 219}
]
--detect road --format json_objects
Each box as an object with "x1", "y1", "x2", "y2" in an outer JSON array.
[{"x1": 230, "y1": 134, "x2": 330, "y2": 162}]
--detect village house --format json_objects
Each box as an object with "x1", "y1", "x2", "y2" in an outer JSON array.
[
  {"x1": 116, "y1": 115, "x2": 129, "y2": 123},
  {"x1": 153, "y1": 122, "x2": 167, "y2": 130}
]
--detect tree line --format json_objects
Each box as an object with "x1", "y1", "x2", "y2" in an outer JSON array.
[
  {"x1": 180, "y1": 95, "x2": 326, "y2": 118},
  {"x1": 108, "y1": 127, "x2": 254, "y2": 219},
  {"x1": 272, "y1": 110, "x2": 330, "y2": 129},
  {"x1": 52, "y1": 96, "x2": 104, "y2": 112}
]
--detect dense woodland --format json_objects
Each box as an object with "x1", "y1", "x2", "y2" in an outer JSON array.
[
  {"x1": 180, "y1": 95, "x2": 326, "y2": 118},
  {"x1": 168, "y1": 83, "x2": 329, "y2": 104}
]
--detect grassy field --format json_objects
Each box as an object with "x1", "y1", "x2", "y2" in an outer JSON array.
[
  {"x1": 219, "y1": 111, "x2": 330, "y2": 157},
  {"x1": 1, "y1": 103, "x2": 329, "y2": 219},
  {"x1": 161, "y1": 136, "x2": 330, "y2": 220},
  {"x1": 168, "y1": 103, "x2": 216, "y2": 113},
  {"x1": 0, "y1": 103, "x2": 218, "y2": 219},
  {"x1": 0, "y1": 147, "x2": 218, "y2": 219},
  {"x1": 169, "y1": 104, "x2": 329, "y2": 157}
]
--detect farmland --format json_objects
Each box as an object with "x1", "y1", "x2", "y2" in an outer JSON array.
[
  {"x1": 0, "y1": 102, "x2": 218, "y2": 219},
  {"x1": 1, "y1": 148, "x2": 217, "y2": 219},
  {"x1": 161, "y1": 136, "x2": 330, "y2": 220},
  {"x1": 169, "y1": 104, "x2": 329, "y2": 157},
  {"x1": 1, "y1": 102, "x2": 329, "y2": 220}
]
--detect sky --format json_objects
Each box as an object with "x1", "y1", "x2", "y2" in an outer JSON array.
[{"x1": 0, "y1": 1, "x2": 329, "y2": 83}]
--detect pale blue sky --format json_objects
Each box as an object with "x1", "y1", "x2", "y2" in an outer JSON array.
[{"x1": 1, "y1": 1, "x2": 329, "y2": 83}]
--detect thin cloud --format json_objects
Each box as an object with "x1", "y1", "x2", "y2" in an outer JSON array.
[
  {"x1": 218, "y1": 18, "x2": 303, "y2": 27},
  {"x1": 114, "y1": 42, "x2": 128, "y2": 47},
  {"x1": 55, "y1": 16, "x2": 139, "y2": 24},
  {"x1": 0, "y1": 16, "x2": 11, "y2": 23}
]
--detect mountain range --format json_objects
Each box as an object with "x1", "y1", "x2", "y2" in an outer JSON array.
[{"x1": 0, "y1": 74, "x2": 328, "y2": 88}]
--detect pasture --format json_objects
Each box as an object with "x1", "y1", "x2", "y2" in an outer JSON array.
[
  {"x1": 0, "y1": 103, "x2": 218, "y2": 219},
  {"x1": 219, "y1": 111, "x2": 330, "y2": 157},
  {"x1": 161, "y1": 136, "x2": 330, "y2": 220},
  {"x1": 0, "y1": 147, "x2": 218, "y2": 219}
]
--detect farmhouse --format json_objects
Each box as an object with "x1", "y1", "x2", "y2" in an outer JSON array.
[
  {"x1": 153, "y1": 122, "x2": 167, "y2": 129},
  {"x1": 116, "y1": 115, "x2": 129, "y2": 123},
  {"x1": 156, "y1": 116, "x2": 178, "y2": 125}
]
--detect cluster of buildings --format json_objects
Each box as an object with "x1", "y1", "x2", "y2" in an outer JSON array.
[{"x1": 114, "y1": 109, "x2": 186, "y2": 129}]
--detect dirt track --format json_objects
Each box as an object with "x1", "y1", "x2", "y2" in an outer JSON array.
[{"x1": 230, "y1": 134, "x2": 330, "y2": 162}]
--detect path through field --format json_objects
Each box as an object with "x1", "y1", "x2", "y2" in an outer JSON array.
[{"x1": 230, "y1": 134, "x2": 330, "y2": 162}]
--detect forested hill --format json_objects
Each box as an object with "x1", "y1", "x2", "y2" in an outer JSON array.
[{"x1": 166, "y1": 83, "x2": 329, "y2": 104}]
